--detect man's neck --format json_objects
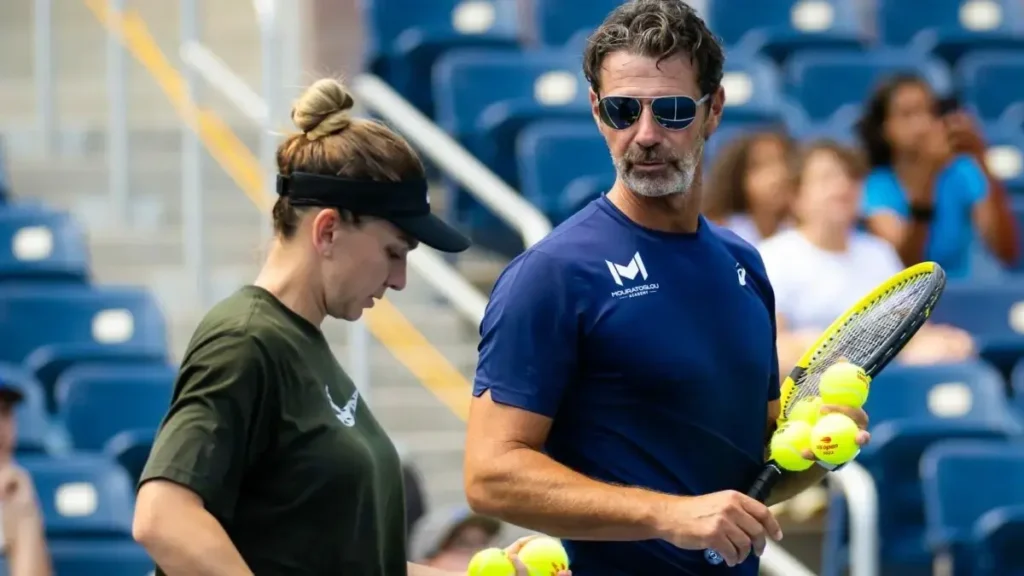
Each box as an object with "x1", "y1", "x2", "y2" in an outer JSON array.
[{"x1": 607, "y1": 178, "x2": 702, "y2": 234}]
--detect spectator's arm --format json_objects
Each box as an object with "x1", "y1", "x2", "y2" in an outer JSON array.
[{"x1": 5, "y1": 499, "x2": 51, "y2": 576}]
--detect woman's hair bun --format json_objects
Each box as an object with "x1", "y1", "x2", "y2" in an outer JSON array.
[{"x1": 291, "y1": 78, "x2": 356, "y2": 141}]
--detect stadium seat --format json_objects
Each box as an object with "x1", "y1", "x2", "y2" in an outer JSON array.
[
  {"x1": 784, "y1": 50, "x2": 952, "y2": 122},
  {"x1": 984, "y1": 123, "x2": 1024, "y2": 196},
  {"x1": 0, "y1": 284, "x2": 167, "y2": 366},
  {"x1": 0, "y1": 363, "x2": 51, "y2": 453},
  {"x1": 49, "y1": 540, "x2": 154, "y2": 576},
  {"x1": 0, "y1": 203, "x2": 89, "y2": 284},
  {"x1": 930, "y1": 279, "x2": 1024, "y2": 377},
  {"x1": 719, "y1": 54, "x2": 788, "y2": 124},
  {"x1": 21, "y1": 453, "x2": 135, "y2": 537},
  {"x1": 104, "y1": 428, "x2": 156, "y2": 486},
  {"x1": 708, "y1": 0, "x2": 867, "y2": 63},
  {"x1": 533, "y1": 0, "x2": 624, "y2": 47},
  {"x1": 433, "y1": 49, "x2": 590, "y2": 223},
  {"x1": 921, "y1": 440, "x2": 1024, "y2": 576},
  {"x1": 360, "y1": 0, "x2": 522, "y2": 116},
  {"x1": 24, "y1": 342, "x2": 169, "y2": 412},
  {"x1": 877, "y1": 0, "x2": 1024, "y2": 63},
  {"x1": 958, "y1": 51, "x2": 1024, "y2": 125},
  {"x1": 821, "y1": 361, "x2": 1019, "y2": 576},
  {"x1": 516, "y1": 120, "x2": 610, "y2": 223},
  {"x1": 56, "y1": 364, "x2": 174, "y2": 452}
]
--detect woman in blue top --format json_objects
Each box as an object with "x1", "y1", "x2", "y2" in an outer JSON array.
[{"x1": 855, "y1": 73, "x2": 1018, "y2": 278}]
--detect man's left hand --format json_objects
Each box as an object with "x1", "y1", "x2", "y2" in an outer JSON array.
[{"x1": 799, "y1": 404, "x2": 871, "y2": 461}]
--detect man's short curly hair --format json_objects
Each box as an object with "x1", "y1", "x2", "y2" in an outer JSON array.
[{"x1": 582, "y1": 0, "x2": 725, "y2": 98}]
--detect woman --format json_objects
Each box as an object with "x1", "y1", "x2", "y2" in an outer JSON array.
[
  {"x1": 856, "y1": 73, "x2": 1018, "y2": 278},
  {"x1": 703, "y1": 130, "x2": 795, "y2": 245},
  {"x1": 758, "y1": 140, "x2": 975, "y2": 370},
  {"x1": 131, "y1": 78, "x2": 565, "y2": 576}
]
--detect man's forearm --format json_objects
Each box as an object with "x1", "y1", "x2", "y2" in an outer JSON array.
[
  {"x1": 467, "y1": 447, "x2": 671, "y2": 541},
  {"x1": 766, "y1": 466, "x2": 829, "y2": 507}
]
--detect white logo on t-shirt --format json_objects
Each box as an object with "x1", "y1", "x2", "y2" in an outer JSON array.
[
  {"x1": 326, "y1": 386, "x2": 358, "y2": 427},
  {"x1": 606, "y1": 252, "x2": 659, "y2": 299},
  {"x1": 736, "y1": 263, "x2": 747, "y2": 286}
]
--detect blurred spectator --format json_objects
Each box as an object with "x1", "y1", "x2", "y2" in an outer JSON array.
[
  {"x1": 409, "y1": 505, "x2": 502, "y2": 570},
  {"x1": 759, "y1": 140, "x2": 975, "y2": 370},
  {"x1": 0, "y1": 380, "x2": 51, "y2": 576},
  {"x1": 704, "y1": 131, "x2": 796, "y2": 244},
  {"x1": 856, "y1": 73, "x2": 1019, "y2": 278}
]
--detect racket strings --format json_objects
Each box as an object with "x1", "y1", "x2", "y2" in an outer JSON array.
[{"x1": 783, "y1": 272, "x2": 936, "y2": 416}]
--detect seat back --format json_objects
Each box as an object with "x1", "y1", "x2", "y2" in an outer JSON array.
[
  {"x1": 0, "y1": 204, "x2": 89, "y2": 284},
  {"x1": 930, "y1": 279, "x2": 1024, "y2": 337}
]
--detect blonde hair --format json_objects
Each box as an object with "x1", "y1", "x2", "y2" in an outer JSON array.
[{"x1": 273, "y1": 78, "x2": 425, "y2": 238}]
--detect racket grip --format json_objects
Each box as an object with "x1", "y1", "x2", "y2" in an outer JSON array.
[{"x1": 703, "y1": 463, "x2": 785, "y2": 566}]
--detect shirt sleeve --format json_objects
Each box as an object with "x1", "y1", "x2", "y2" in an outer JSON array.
[
  {"x1": 763, "y1": 277, "x2": 782, "y2": 402},
  {"x1": 861, "y1": 171, "x2": 907, "y2": 218},
  {"x1": 139, "y1": 332, "x2": 272, "y2": 521},
  {"x1": 473, "y1": 250, "x2": 578, "y2": 418},
  {"x1": 953, "y1": 155, "x2": 989, "y2": 205}
]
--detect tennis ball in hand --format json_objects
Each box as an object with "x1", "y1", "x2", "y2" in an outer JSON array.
[
  {"x1": 811, "y1": 413, "x2": 861, "y2": 465},
  {"x1": 770, "y1": 421, "x2": 815, "y2": 472},
  {"x1": 468, "y1": 548, "x2": 516, "y2": 576},
  {"x1": 787, "y1": 396, "x2": 824, "y2": 425},
  {"x1": 517, "y1": 536, "x2": 570, "y2": 575},
  {"x1": 819, "y1": 362, "x2": 871, "y2": 408}
]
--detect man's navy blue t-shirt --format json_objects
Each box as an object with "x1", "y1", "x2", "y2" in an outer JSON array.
[{"x1": 473, "y1": 196, "x2": 781, "y2": 575}]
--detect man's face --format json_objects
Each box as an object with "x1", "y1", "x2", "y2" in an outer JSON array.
[{"x1": 590, "y1": 51, "x2": 723, "y2": 198}]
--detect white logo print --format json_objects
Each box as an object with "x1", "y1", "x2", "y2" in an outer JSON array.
[
  {"x1": 736, "y1": 263, "x2": 747, "y2": 286},
  {"x1": 326, "y1": 386, "x2": 359, "y2": 427},
  {"x1": 606, "y1": 252, "x2": 659, "y2": 299}
]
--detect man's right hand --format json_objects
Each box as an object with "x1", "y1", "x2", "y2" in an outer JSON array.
[{"x1": 659, "y1": 491, "x2": 783, "y2": 567}]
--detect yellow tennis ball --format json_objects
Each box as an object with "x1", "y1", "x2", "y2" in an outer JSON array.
[
  {"x1": 468, "y1": 548, "x2": 516, "y2": 576},
  {"x1": 518, "y1": 536, "x2": 569, "y2": 575},
  {"x1": 787, "y1": 396, "x2": 824, "y2": 425},
  {"x1": 810, "y1": 413, "x2": 860, "y2": 465},
  {"x1": 770, "y1": 421, "x2": 815, "y2": 472},
  {"x1": 819, "y1": 362, "x2": 870, "y2": 408}
]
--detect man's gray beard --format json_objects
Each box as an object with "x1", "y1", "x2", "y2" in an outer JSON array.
[{"x1": 613, "y1": 137, "x2": 704, "y2": 198}]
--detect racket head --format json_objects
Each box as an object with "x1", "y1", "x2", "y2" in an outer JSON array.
[{"x1": 777, "y1": 261, "x2": 947, "y2": 421}]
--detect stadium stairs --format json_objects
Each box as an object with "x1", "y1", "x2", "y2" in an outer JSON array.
[{"x1": 1, "y1": 0, "x2": 479, "y2": 510}]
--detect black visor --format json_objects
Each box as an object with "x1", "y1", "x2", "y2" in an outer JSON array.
[{"x1": 277, "y1": 172, "x2": 471, "y2": 253}]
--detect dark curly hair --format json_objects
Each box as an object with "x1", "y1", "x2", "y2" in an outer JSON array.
[
  {"x1": 582, "y1": 0, "x2": 725, "y2": 99},
  {"x1": 703, "y1": 131, "x2": 794, "y2": 221},
  {"x1": 855, "y1": 73, "x2": 931, "y2": 169}
]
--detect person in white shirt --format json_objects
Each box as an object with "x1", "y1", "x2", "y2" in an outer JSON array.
[
  {"x1": 758, "y1": 140, "x2": 975, "y2": 370},
  {"x1": 704, "y1": 130, "x2": 795, "y2": 244}
]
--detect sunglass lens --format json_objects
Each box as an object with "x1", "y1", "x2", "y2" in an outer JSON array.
[
  {"x1": 651, "y1": 96, "x2": 698, "y2": 130},
  {"x1": 600, "y1": 97, "x2": 642, "y2": 130}
]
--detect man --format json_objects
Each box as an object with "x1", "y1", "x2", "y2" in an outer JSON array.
[
  {"x1": 0, "y1": 377, "x2": 51, "y2": 576},
  {"x1": 410, "y1": 506, "x2": 503, "y2": 570},
  {"x1": 462, "y1": 1, "x2": 870, "y2": 574}
]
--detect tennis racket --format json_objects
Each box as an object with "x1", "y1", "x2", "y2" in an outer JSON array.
[{"x1": 704, "y1": 261, "x2": 947, "y2": 566}]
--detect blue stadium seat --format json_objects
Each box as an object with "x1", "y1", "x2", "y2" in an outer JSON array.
[
  {"x1": 360, "y1": 0, "x2": 521, "y2": 116},
  {"x1": 433, "y1": 49, "x2": 590, "y2": 222},
  {"x1": 49, "y1": 540, "x2": 154, "y2": 576},
  {"x1": 878, "y1": 0, "x2": 1024, "y2": 63},
  {"x1": 708, "y1": 0, "x2": 867, "y2": 63},
  {"x1": 930, "y1": 280, "x2": 1024, "y2": 378},
  {"x1": 958, "y1": 51, "x2": 1024, "y2": 125},
  {"x1": 24, "y1": 342, "x2": 168, "y2": 412},
  {"x1": 56, "y1": 364, "x2": 174, "y2": 451},
  {"x1": 785, "y1": 50, "x2": 952, "y2": 122},
  {"x1": 516, "y1": 120, "x2": 610, "y2": 223},
  {"x1": 984, "y1": 123, "x2": 1024, "y2": 196},
  {"x1": 0, "y1": 203, "x2": 89, "y2": 284},
  {"x1": 0, "y1": 363, "x2": 50, "y2": 453},
  {"x1": 720, "y1": 54, "x2": 788, "y2": 124},
  {"x1": 533, "y1": 0, "x2": 623, "y2": 47},
  {"x1": 0, "y1": 284, "x2": 167, "y2": 365},
  {"x1": 104, "y1": 428, "x2": 156, "y2": 486},
  {"x1": 21, "y1": 453, "x2": 135, "y2": 538},
  {"x1": 822, "y1": 361, "x2": 1019, "y2": 576},
  {"x1": 921, "y1": 440, "x2": 1024, "y2": 576}
]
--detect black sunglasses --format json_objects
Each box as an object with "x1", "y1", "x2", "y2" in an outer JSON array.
[{"x1": 598, "y1": 94, "x2": 710, "y2": 131}]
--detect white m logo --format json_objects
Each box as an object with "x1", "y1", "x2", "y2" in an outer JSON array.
[{"x1": 606, "y1": 252, "x2": 648, "y2": 286}]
